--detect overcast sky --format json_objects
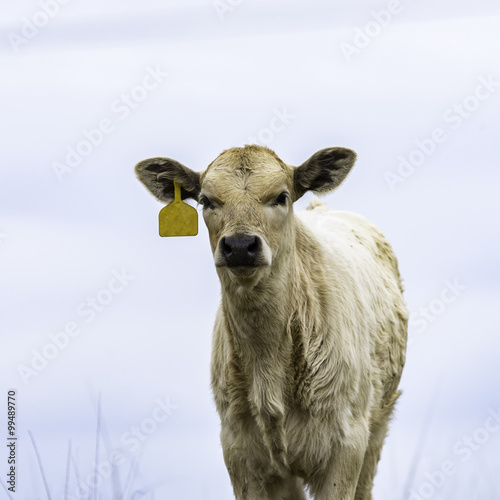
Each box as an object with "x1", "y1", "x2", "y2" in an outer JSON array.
[{"x1": 1, "y1": 1, "x2": 500, "y2": 498}]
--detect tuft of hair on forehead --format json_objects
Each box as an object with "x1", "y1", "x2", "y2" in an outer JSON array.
[{"x1": 205, "y1": 145, "x2": 288, "y2": 176}]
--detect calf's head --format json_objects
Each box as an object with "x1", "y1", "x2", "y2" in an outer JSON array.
[{"x1": 136, "y1": 145, "x2": 356, "y2": 285}]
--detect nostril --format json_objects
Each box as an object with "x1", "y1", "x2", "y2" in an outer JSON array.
[
  {"x1": 221, "y1": 237, "x2": 232, "y2": 257},
  {"x1": 247, "y1": 237, "x2": 260, "y2": 257}
]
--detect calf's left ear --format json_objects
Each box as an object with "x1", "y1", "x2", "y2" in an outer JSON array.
[
  {"x1": 135, "y1": 157, "x2": 201, "y2": 203},
  {"x1": 293, "y1": 147, "x2": 357, "y2": 201}
]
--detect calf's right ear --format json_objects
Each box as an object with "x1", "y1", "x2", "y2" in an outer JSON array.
[
  {"x1": 293, "y1": 147, "x2": 356, "y2": 201},
  {"x1": 135, "y1": 157, "x2": 201, "y2": 203}
]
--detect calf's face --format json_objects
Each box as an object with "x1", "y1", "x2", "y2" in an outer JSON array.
[
  {"x1": 200, "y1": 148, "x2": 293, "y2": 282},
  {"x1": 135, "y1": 145, "x2": 356, "y2": 285}
]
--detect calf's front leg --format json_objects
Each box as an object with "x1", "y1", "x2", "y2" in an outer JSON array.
[{"x1": 309, "y1": 441, "x2": 366, "y2": 500}]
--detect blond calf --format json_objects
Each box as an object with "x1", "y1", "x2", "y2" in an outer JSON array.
[{"x1": 135, "y1": 145, "x2": 408, "y2": 499}]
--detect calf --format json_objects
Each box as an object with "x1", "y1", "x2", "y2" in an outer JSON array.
[{"x1": 135, "y1": 145, "x2": 407, "y2": 499}]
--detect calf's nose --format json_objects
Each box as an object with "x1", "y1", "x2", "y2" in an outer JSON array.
[{"x1": 220, "y1": 235, "x2": 261, "y2": 267}]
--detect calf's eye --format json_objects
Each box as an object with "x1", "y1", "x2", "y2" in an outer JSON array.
[
  {"x1": 273, "y1": 191, "x2": 289, "y2": 206},
  {"x1": 200, "y1": 195, "x2": 215, "y2": 210}
]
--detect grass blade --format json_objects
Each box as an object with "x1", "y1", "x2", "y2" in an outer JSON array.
[
  {"x1": 93, "y1": 392, "x2": 102, "y2": 500},
  {"x1": 0, "y1": 476, "x2": 15, "y2": 500},
  {"x1": 402, "y1": 378, "x2": 443, "y2": 497},
  {"x1": 28, "y1": 430, "x2": 52, "y2": 500},
  {"x1": 64, "y1": 439, "x2": 72, "y2": 500}
]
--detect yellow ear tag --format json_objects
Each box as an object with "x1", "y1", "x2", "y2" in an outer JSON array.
[{"x1": 158, "y1": 180, "x2": 198, "y2": 237}]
